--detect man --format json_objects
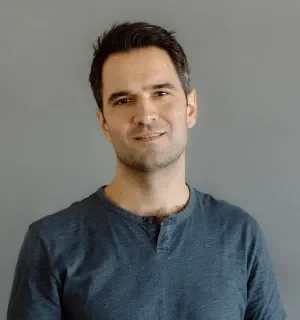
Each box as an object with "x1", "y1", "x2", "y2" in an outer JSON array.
[{"x1": 7, "y1": 21, "x2": 286, "y2": 319}]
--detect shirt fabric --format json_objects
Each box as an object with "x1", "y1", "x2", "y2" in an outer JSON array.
[{"x1": 7, "y1": 184, "x2": 286, "y2": 319}]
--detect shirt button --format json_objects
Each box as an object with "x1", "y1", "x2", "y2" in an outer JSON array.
[{"x1": 148, "y1": 217, "x2": 154, "y2": 224}]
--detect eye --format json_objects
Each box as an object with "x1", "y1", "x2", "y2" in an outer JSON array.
[
  {"x1": 154, "y1": 91, "x2": 169, "y2": 97},
  {"x1": 114, "y1": 98, "x2": 131, "y2": 106}
]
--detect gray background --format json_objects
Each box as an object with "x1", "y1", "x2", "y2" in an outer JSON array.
[{"x1": 1, "y1": 0, "x2": 299, "y2": 318}]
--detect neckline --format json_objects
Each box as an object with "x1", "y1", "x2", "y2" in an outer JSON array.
[{"x1": 95, "y1": 183, "x2": 197, "y2": 226}]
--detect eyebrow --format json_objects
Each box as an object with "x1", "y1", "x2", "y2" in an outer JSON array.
[{"x1": 107, "y1": 82, "x2": 176, "y2": 105}]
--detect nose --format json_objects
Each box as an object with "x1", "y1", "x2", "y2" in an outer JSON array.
[{"x1": 133, "y1": 98, "x2": 158, "y2": 125}]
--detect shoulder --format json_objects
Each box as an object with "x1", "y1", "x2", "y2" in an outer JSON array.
[
  {"x1": 193, "y1": 188, "x2": 262, "y2": 245},
  {"x1": 194, "y1": 188, "x2": 257, "y2": 224},
  {"x1": 27, "y1": 188, "x2": 107, "y2": 250}
]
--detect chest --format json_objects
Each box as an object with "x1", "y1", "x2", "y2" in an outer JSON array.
[{"x1": 60, "y1": 239, "x2": 247, "y2": 320}]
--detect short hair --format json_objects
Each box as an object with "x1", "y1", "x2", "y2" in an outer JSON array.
[{"x1": 89, "y1": 21, "x2": 191, "y2": 113}]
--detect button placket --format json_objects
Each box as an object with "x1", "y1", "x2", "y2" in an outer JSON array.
[{"x1": 156, "y1": 220, "x2": 174, "y2": 251}]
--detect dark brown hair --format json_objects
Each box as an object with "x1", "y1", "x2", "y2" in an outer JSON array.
[{"x1": 89, "y1": 21, "x2": 191, "y2": 113}]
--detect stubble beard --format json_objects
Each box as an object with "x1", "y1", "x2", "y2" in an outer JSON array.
[{"x1": 115, "y1": 140, "x2": 186, "y2": 174}]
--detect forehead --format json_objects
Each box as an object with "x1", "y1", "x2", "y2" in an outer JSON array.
[{"x1": 102, "y1": 46, "x2": 181, "y2": 94}]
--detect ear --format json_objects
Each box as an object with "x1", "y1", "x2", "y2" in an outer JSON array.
[
  {"x1": 95, "y1": 108, "x2": 112, "y2": 143},
  {"x1": 186, "y1": 88, "x2": 197, "y2": 129}
]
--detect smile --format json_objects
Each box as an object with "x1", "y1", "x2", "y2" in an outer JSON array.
[{"x1": 135, "y1": 133, "x2": 165, "y2": 141}]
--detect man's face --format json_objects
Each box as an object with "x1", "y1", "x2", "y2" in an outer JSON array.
[{"x1": 96, "y1": 46, "x2": 197, "y2": 172}]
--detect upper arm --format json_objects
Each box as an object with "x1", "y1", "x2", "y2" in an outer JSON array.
[
  {"x1": 244, "y1": 226, "x2": 287, "y2": 320},
  {"x1": 7, "y1": 225, "x2": 63, "y2": 320}
]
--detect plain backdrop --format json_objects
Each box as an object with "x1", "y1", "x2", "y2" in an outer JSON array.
[{"x1": 1, "y1": 0, "x2": 299, "y2": 318}]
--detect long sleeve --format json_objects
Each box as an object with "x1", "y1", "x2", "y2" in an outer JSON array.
[
  {"x1": 7, "y1": 224, "x2": 63, "y2": 320},
  {"x1": 244, "y1": 226, "x2": 287, "y2": 320}
]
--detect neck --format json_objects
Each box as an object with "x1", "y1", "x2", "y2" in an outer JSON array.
[{"x1": 104, "y1": 155, "x2": 189, "y2": 217}]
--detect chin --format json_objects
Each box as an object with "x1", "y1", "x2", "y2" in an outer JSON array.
[{"x1": 118, "y1": 153, "x2": 182, "y2": 173}]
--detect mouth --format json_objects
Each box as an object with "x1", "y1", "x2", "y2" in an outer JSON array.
[{"x1": 134, "y1": 132, "x2": 166, "y2": 142}]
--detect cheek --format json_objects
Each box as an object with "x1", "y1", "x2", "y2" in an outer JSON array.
[
  {"x1": 109, "y1": 123, "x2": 130, "y2": 144},
  {"x1": 169, "y1": 106, "x2": 187, "y2": 126}
]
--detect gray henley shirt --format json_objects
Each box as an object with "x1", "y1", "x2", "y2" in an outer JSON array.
[{"x1": 7, "y1": 184, "x2": 286, "y2": 319}]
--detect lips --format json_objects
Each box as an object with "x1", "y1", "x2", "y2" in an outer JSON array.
[
  {"x1": 134, "y1": 132, "x2": 165, "y2": 140},
  {"x1": 135, "y1": 133, "x2": 165, "y2": 140}
]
